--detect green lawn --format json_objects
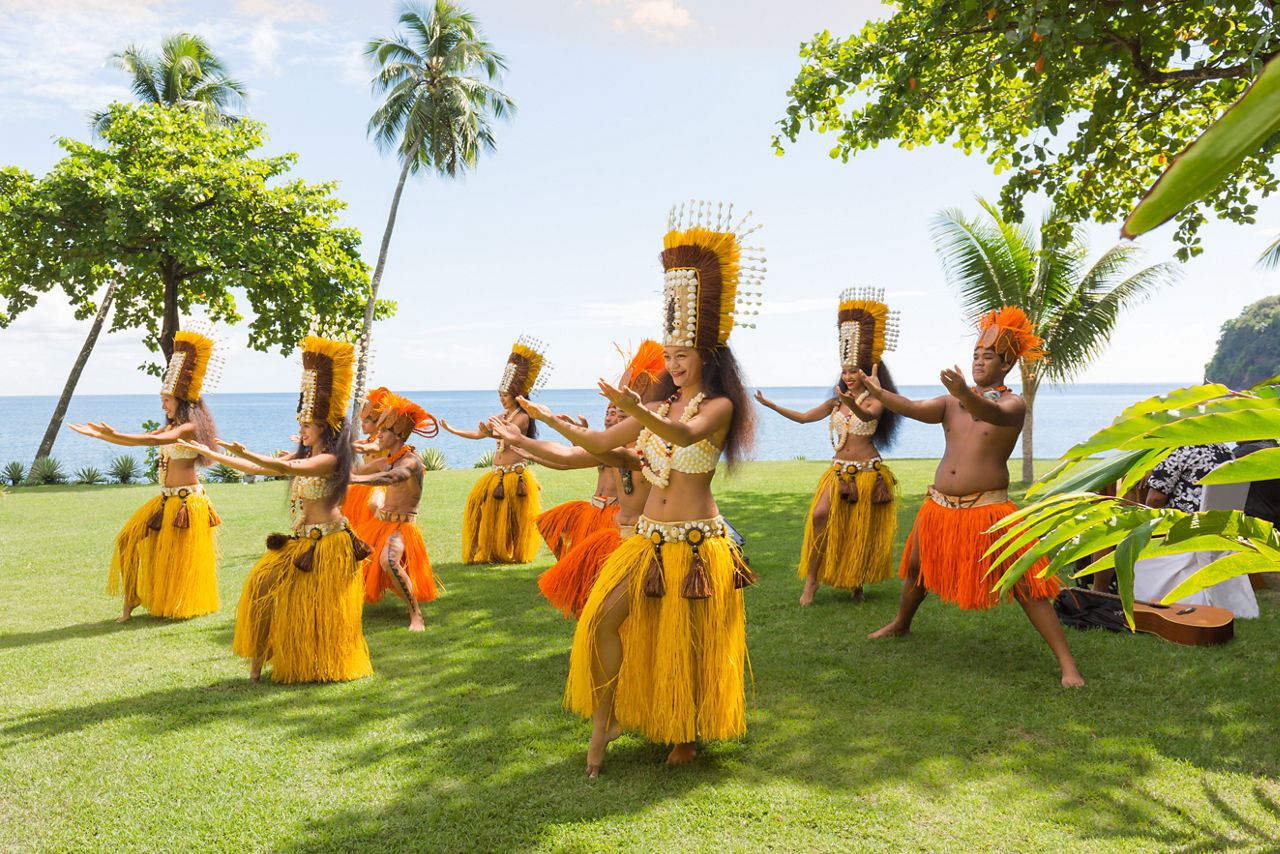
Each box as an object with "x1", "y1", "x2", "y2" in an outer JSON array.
[{"x1": 2, "y1": 460, "x2": 1278, "y2": 853}]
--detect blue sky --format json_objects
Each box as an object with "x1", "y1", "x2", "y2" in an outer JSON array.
[{"x1": 1, "y1": 0, "x2": 1277, "y2": 396}]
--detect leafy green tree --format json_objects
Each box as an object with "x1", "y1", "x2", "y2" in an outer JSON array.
[
  {"x1": 357, "y1": 0, "x2": 514, "y2": 411},
  {"x1": 91, "y1": 32, "x2": 247, "y2": 135},
  {"x1": 775, "y1": 1, "x2": 1280, "y2": 259},
  {"x1": 933, "y1": 198, "x2": 1178, "y2": 482},
  {"x1": 1205, "y1": 295, "x2": 1280, "y2": 388},
  {"x1": 0, "y1": 104, "x2": 389, "y2": 461}
]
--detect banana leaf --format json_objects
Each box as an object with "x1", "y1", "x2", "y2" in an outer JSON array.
[
  {"x1": 1113, "y1": 519, "x2": 1159, "y2": 626},
  {"x1": 1122, "y1": 407, "x2": 1280, "y2": 449},
  {"x1": 1199, "y1": 446, "x2": 1280, "y2": 484},
  {"x1": 1028, "y1": 449, "x2": 1151, "y2": 498},
  {"x1": 1115, "y1": 384, "x2": 1235, "y2": 421},
  {"x1": 1162, "y1": 551, "x2": 1280, "y2": 603},
  {"x1": 1123, "y1": 53, "x2": 1280, "y2": 237}
]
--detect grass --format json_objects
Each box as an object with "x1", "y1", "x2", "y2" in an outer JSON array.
[{"x1": 2, "y1": 460, "x2": 1279, "y2": 853}]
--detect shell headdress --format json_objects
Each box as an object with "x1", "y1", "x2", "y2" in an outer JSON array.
[
  {"x1": 976, "y1": 306, "x2": 1045, "y2": 366},
  {"x1": 499, "y1": 336, "x2": 551, "y2": 398},
  {"x1": 660, "y1": 200, "x2": 765, "y2": 349},
  {"x1": 160, "y1": 323, "x2": 223, "y2": 404},
  {"x1": 837, "y1": 287, "x2": 900, "y2": 370},
  {"x1": 376, "y1": 392, "x2": 439, "y2": 441},
  {"x1": 298, "y1": 336, "x2": 355, "y2": 432}
]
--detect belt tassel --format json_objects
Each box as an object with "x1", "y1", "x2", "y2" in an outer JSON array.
[{"x1": 643, "y1": 534, "x2": 666, "y2": 597}]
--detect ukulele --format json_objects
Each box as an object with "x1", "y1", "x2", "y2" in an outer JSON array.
[{"x1": 1067, "y1": 587, "x2": 1234, "y2": 647}]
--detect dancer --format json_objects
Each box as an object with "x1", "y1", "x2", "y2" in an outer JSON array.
[
  {"x1": 343, "y1": 386, "x2": 391, "y2": 533},
  {"x1": 442, "y1": 337, "x2": 550, "y2": 564},
  {"x1": 181, "y1": 336, "x2": 371, "y2": 684},
  {"x1": 861, "y1": 306, "x2": 1083, "y2": 687},
  {"x1": 69, "y1": 328, "x2": 223, "y2": 622},
  {"x1": 535, "y1": 449, "x2": 619, "y2": 560},
  {"x1": 493, "y1": 340, "x2": 670, "y2": 617},
  {"x1": 525, "y1": 201, "x2": 763, "y2": 775},
  {"x1": 350, "y1": 392, "x2": 440, "y2": 631},
  {"x1": 755, "y1": 288, "x2": 902, "y2": 604}
]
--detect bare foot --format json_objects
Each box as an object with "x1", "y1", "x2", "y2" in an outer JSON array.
[
  {"x1": 850, "y1": 587, "x2": 865, "y2": 602},
  {"x1": 250, "y1": 658, "x2": 263, "y2": 683},
  {"x1": 116, "y1": 599, "x2": 140, "y2": 623},
  {"x1": 666, "y1": 742, "x2": 697, "y2": 765},
  {"x1": 1060, "y1": 666, "x2": 1085, "y2": 688},
  {"x1": 586, "y1": 720, "x2": 622, "y2": 778},
  {"x1": 799, "y1": 579, "x2": 817, "y2": 606},
  {"x1": 408, "y1": 614, "x2": 425, "y2": 632},
  {"x1": 868, "y1": 620, "x2": 910, "y2": 639}
]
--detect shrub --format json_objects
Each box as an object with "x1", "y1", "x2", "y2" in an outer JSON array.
[
  {"x1": 74, "y1": 466, "x2": 106, "y2": 485},
  {"x1": 141, "y1": 420, "x2": 160, "y2": 483},
  {"x1": 28, "y1": 456, "x2": 67, "y2": 485},
  {"x1": 420, "y1": 447, "x2": 447, "y2": 471},
  {"x1": 4, "y1": 461, "x2": 25, "y2": 486},
  {"x1": 109, "y1": 455, "x2": 142, "y2": 484},
  {"x1": 473, "y1": 449, "x2": 495, "y2": 469},
  {"x1": 208, "y1": 463, "x2": 242, "y2": 484}
]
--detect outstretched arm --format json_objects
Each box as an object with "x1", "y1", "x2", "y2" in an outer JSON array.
[
  {"x1": 350, "y1": 454, "x2": 417, "y2": 486},
  {"x1": 440, "y1": 419, "x2": 491, "y2": 441},
  {"x1": 939, "y1": 365, "x2": 1024, "y2": 427},
  {"x1": 68, "y1": 421, "x2": 192, "y2": 447},
  {"x1": 593, "y1": 379, "x2": 729, "y2": 447},
  {"x1": 173, "y1": 440, "x2": 274, "y2": 476},
  {"x1": 518, "y1": 394, "x2": 643, "y2": 454},
  {"x1": 851, "y1": 366, "x2": 947, "y2": 424},
  {"x1": 179, "y1": 439, "x2": 337, "y2": 477},
  {"x1": 754, "y1": 390, "x2": 837, "y2": 424}
]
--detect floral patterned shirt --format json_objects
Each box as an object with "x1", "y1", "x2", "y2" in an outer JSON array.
[{"x1": 1145, "y1": 443, "x2": 1233, "y2": 513}]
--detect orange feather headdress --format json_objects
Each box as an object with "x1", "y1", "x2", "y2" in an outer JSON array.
[
  {"x1": 617, "y1": 339, "x2": 665, "y2": 402},
  {"x1": 976, "y1": 306, "x2": 1045, "y2": 366},
  {"x1": 360, "y1": 387, "x2": 391, "y2": 424},
  {"x1": 160, "y1": 325, "x2": 222, "y2": 404},
  {"x1": 376, "y1": 392, "x2": 439, "y2": 441}
]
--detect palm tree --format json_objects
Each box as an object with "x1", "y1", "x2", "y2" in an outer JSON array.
[
  {"x1": 90, "y1": 33, "x2": 246, "y2": 135},
  {"x1": 931, "y1": 198, "x2": 1180, "y2": 482},
  {"x1": 356, "y1": 0, "x2": 515, "y2": 411}
]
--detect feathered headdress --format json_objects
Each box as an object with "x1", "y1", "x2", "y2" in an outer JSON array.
[
  {"x1": 660, "y1": 200, "x2": 765, "y2": 348},
  {"x1": 976, "y1": 306, "x2": 1046, "y2": 366},
  {"x1": 360, "y1": 387, "x2": 391, "y2": 424},
  {"x1": 376, "y1": 392, "x2": 439, "y2": 441},
  {"x1": 837, "y1": 288, "x2": 900, "y2": 370},
  {"x1": 160, "y1": 326, "x2": 222, "y2": 404},
  {"x1": 499, "y1": 336, "x2": 551, "y2": 398},
  {"x1": 617, "y1": 339, "x2": 665, "y2": 401},
  {"x1": 298, "y1": 336, "x2": 355, "y2": 432}
]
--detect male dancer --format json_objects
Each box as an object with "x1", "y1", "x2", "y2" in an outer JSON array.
[
  {"x1": 349, "y1": 393, "x2": 438, "y2": 632},
  {"x1": 849, "y1": 306, "x2": 1083, "y2": 687}
]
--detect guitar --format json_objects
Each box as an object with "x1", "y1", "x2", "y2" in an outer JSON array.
[{"x1": 1065, "y1": 587, "x2": 1234, "y2": 647}]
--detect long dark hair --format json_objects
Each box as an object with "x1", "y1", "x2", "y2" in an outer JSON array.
[
  {"x1": 833, "y1": 360, "x2": 901, "y2": 450},
  {"x1": 172, "y1": 398, "x2": 218, "y2": 468},
  {"x1": 696, "y1": 345, "x2": 754, "y2": 468},
  {"x1": 294, "y1": 419, "x2": 355, "y2": 507}
]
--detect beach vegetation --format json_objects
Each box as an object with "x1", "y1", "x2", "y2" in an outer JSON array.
[
  {"x1": 1206, "y1": 295, "x2": 1280, "y2": 389},
  {"x1": 74, "y1": 466, "x2": 106, "y2": 485},
  {"x1": 775, "y1": 1, "x2": 1280, "y2": 259},
  {"x1": 108, "y1": 455, "x2": 142, "y2": 485},
  {"x1": 4, "y1": 461, "x2": 25, "y2": 486},
  {"x1": 932, "y1": 198, "x2": 1178, "y2": 482},
  {"x1": 208, "y1": 463, "x2": 243, "y2": 484},
  {"x1": 474, "y1": 448, "x2": 495, "y2": 468},
  {"x1": 420, "y1": 446, "x2": 448, "y2": 471},
  {"x1": 27, "y1": 456, "x2": 67, "y2": 485},
  {"x1": 354, "y1": 0, "x2": 514, "y2": 415}
]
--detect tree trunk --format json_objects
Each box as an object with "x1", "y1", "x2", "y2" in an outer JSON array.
[
  {"x1": 352, "y1": 132, "x2": 426, "y2": 420},
  {"x1": 33, "y1": 279, "x2": 119, "y2": 464},
  {"x1": 1020, "y1": 370, "x2": 1039, "y2": 484},
  {"x1": 161, "y1": 261, "x2": 179, "y2": 362}
]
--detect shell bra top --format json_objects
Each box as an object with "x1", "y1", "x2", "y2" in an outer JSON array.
[
  {"x1": 292, "y1": 475, "x2": 333, "y2": 502},
  {"x1": 830, "y1": 391, "x2": 877, "y2": 451},
  {"x1": 638, "y1": 392, "x2": 722, "y2": 488},
  {"x1": 159, "y1": 443, "x2": 199, "y2": 460}
]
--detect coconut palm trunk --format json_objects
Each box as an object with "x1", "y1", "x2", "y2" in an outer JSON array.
[
  {"x1": 1020, "y1": 370, "x2": 1039, "y2": 483},
  {"x1": 33, "y1": 279, "x2": 118, "y2": 464}
]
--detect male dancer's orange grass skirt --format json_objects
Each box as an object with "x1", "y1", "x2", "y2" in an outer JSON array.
[
  {"x1": 232, "y1": 522, "x2": 372, "y2": 684},
  {"x1": 799, "y1": 460, "x2": 898, "y2": 589},
  {"x1": 342, "y1": 483, "x2": 380, "y2": 532},
  {"x1": 539, "y1": 526, "x2": 625, "y2": 618},
  {"x1": 537, "y1": 499, "x2": 619, "y2": 559},
  {"x1": 901, "y1": 487, "x2": 1060, "y2": 609},
  {"x1": 566, "y1": 517, "x2": 748, "y2": 745},
  {"x1": 109, "y1": 485, "x2": 220, "y2": 618},
  {"x1": 463, "y1": 465, "x2": 541, "y2": 564},
  {"x1": 358, "y1": 513, "x2": 438, "y2": 604}
]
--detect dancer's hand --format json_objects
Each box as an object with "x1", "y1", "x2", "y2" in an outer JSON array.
[
  {"x1": 217, "y1": 440, "x2": 249, "y2": 457},
  {"x1": 940, "y1": 365, "x2": 968, "y2": 398},
  {"x1": 557, "y1": 413, "x2": 589, "y2": 428},
  {"x1": 857, "y1": 365, "x2": 883, "y2": 397},
  {"x1": 477, "y1": 421, "x2": 494, "y2": 438},
  {"x1": 597, "y1": 378, "x2": 642, "y2": 413},
  {"x1": 89, "y1": 421, "x2": 120, "y2": 437},
  {"x1": 67, "y1": 422, "x2": 99, "y2": 438},
  {"x1": 177, "y1": 438, "x2": 215, "y2": 456},
  {"x1": 488, "y1": 417, "x2": 521, "y2": 442},
  {"x1": 516, "y1": 396, "x2": 554, "y2": 423},
  {"x1": 753, "y1": 390, "x2": 775, "y2": 409}
]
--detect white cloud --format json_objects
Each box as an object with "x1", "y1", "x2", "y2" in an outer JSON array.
[{"x1": 596, "y1": 0, "x2": 694, "y2": 40}]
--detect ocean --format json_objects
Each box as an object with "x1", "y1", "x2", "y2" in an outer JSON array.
[{"x1": 0, "y1": 383, "x2": 1182, "y2": 476}]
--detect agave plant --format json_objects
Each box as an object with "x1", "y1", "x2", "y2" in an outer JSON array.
[
  {"x1": 4, "y1": 461, "x2": 25, "y2": 486},
  {"x1": 74, "y1": 466, "x2": 106, "y2": 485},
  {"x1": 420, "y1": 447, "x2": 447, "y2": 471},
  {"x1": 28, "y1": 456, "x2": 67, "y2": 485},
  {"x1": 473, "y1": 448, "x2": 495, "y2": 469},
  {"x1": 109, "y1": 455, "x2": 142, "y2": 484},
  {"x1": 208, "y1": 462, "x2": 242, "y2": 483}
]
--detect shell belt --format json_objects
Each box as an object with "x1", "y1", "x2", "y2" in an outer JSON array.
[
  {"x1": 160, "y1": 483, "x2": 205, "y2": 498},
  {"x1": 635, "y1": 515, "x2": 755, "y2": 598},
  {"x1": 831, "y1": 457, "x2": 883, "y2": 474},
  {"x1": 492, "y1": 462, "x2": 527, "y2": 474}
]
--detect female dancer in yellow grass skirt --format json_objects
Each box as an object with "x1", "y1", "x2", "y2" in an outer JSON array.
[
  {"x1": 755, "y1": 288, "x2": 903, "y2": 605},
  {"x1": 181, "y1": 336, "x2": 371, "y2": 684},
  {"x1": 69, "y1": 328, "x2": 224, "y2": 623},
  {"x1": 441, "y1": 336, "x2": 551, "y2": 565},
  {"x1": 523, "y1": 201, "x2": 763, "y2": 776},
  {"x1": 343, "y1": 386, "x2": 391, "y2": 533}
]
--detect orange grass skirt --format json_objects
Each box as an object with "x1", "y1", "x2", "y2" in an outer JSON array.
[
  {"x1": 539, "y1": 526, "x2": 623, "y2": 618},
  {"x1": 798, "y1": 463, "x2": 897, "y2": 589},
  {"x1": 358, "y1": 517, "x2": 438, "y2": 604},
  {"x1": 342, "y1": 483, "x2": 380, "y2": 533},
  {"x1": 536, "y1": 500, "x2": 619, "y2": 559},
  {"x1": 901, "y1": 497, "x2": 1060, "y2": 610}
]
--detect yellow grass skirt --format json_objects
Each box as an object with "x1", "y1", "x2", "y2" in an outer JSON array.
[
  {"x1": 232, "y1": 527, "x2": 372, "y2": 684},
  {"x1": 109, "y1": 489, "x2": 220, "y2": 618},
  {"x1": 902, "y1": 497, "x2": 1060, "y2": 610},
  {"x1": 565, "y1": 531, "x2": 747, "y2": 745},
  {"x1": 358, "y1": 518, "x2": 437, "y2": 604},
  {"x1": 463, "y1": 467, "x2": 541, "y2": 564},
  {"x1": 798, "y1": 463, "x2": 898, "y2": 589},
  {"x1": 536, "y1": 500, "x2": 619, "y2": 559}
]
